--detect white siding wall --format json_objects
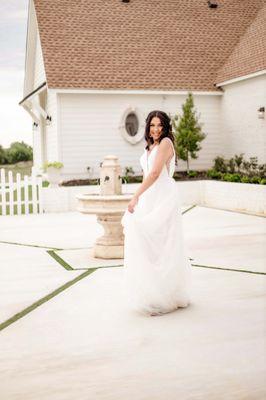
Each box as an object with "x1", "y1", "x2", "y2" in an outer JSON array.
[
  {"x1": 33, "y1": 30, "x2": 46, "y2": 88},
  {"x1": 45, "y1": 91, "x2": 59, "y2": 162},
  {"x1": 220, "y1": 74, "x2": 266, "y2": 163},
  {"x1": 58, "y1": 93, "x2": 222, "y2": 179}
]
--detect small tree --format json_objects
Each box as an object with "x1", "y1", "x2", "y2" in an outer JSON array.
[
  {"x1": 172, "y1": 93, "x2": 206, "y2": 173},
  {"x1": 0, "y1": 145, "x2": 8, "y2": 165}
]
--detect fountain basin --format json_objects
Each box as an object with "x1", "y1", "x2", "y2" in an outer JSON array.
[
  {"x1": 76, "y1": 194, "x2": 132, "y2": 214},
  {"x1": 76, "y1": 193, "x2": 132, "y2": 259}
]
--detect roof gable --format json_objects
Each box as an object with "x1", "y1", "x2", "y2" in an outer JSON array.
[
  {"x1": 216, "y1": 3, "x2": 266, "y2": 85},
  {"x1": 33, "y1": 0, "x2": 265, "y2": 91}
]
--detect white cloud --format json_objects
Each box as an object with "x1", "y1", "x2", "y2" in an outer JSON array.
[
  {"x1": 0, "y1": 68, "x2": 32, "y2": 147},
  {"x1": 0, "y1": 94, "x2": 32, "y2": 148},
  {"x1": 0, "y1": 0, "x2": 31, "y2": 147},
  {"x1": 0, "y1": 68, "x2": 24, "y2": 93},
  {"x1": 5, "y1": 8, "x2": 28, "y2": 20},
  {"x1": 0, "y1": 0, "x2": 28, "y2": 20}
]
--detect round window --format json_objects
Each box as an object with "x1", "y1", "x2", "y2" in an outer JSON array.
[{"x1": 125, "y1": 113, "x2": 139, "y2": 137}]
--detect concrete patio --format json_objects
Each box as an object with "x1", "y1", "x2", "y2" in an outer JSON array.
[{"x1": 0, "y1": 206, "x2": 265, "y2": 399}]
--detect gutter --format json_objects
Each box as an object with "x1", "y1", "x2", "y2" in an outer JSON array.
[
  {"x1": 19, "y1": 81, "x2": 47, "y2": 105},
  {"x1": 19, "y1": 82, "x2": 49, "y2": 125}
]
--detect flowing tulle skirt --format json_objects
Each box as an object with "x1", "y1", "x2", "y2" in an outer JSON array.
[{"x1": 121, "y1": 177, "x2": 191, "y2": 315}]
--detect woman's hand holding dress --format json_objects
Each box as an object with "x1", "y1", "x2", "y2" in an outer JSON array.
[{"x1": 127, "y1": 195, "x2": 139, "y2": 213}]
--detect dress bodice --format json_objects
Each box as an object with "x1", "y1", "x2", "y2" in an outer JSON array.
[{"x1": 140, "y1": 138, "x2": 176, "y2": 179}]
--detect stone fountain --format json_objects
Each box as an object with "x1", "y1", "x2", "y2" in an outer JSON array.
[{"x1": 76, "y1": 156, "x2": 132, "y2": 259}]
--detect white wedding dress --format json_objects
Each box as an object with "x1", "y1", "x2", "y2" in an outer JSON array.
[{"x1": 121, "y1": 138, "x2": 191, "y2": 315}]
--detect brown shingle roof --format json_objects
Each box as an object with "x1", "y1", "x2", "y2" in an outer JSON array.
[
  {"x1": 216, "y1": 3, "x2": 266, "y2": 84},
  {"x1": 33, "y1": 0, "x2": 265, "y2": 92}
]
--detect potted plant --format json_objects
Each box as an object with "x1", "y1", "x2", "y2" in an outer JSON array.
[{"x1": 43, "y1": 161, "x2": 64, "y2": 187}]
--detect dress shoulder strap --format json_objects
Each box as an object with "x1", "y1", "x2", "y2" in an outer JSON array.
[{"x1": 161, "y1": 137, "x2": 175, "y2": 155}]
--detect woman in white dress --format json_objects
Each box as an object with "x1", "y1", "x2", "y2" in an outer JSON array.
[{"x1": 121, "y1": 110, "x2": 191, "y2": 316}]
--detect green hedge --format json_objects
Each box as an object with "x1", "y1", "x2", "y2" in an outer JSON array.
[{"x1": 0, "y1": 142, "x2": 33, "y2": 164}]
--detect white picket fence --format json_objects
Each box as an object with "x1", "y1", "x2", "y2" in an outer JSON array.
[{"x1": 0, "y1": 168, "x2": 43, "y2": 216}]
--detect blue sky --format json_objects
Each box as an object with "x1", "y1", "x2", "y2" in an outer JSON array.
[{"x1": 0, "y1": 0, "x2": 32, "y2": 148}]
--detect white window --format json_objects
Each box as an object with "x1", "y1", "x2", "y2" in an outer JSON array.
[
  {"x1": 125, "y1": 112, "x2": 139, "y2": 137},
  {"x1": 119, "y1": 107, "x2": 144, "y2": 144}
]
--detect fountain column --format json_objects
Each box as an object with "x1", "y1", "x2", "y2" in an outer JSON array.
[{"x1": 77, "y1": 155, "x2": 132, "y2": 259}]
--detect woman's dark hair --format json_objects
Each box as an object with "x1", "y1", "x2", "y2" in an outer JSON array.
[{"x1": 144, "y1": 110, "x2": 175, "y2": 151}]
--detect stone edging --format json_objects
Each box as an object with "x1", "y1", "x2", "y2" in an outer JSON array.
[{"x1": 42, "y1": 181, "x2": 265, "y2": 216}]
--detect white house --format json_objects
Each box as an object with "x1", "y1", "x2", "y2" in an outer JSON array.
[{"x1": 20, "y1": 0, "x2": 266, "y2": 180}]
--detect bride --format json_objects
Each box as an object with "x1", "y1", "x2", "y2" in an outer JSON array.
[{"x1": 121, "y1": 110, "x2": 191, "y2": 316}]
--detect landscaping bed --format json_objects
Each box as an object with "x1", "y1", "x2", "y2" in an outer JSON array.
[
  {"x1": 60, "y1": 154, "x2": 265, "y2": 186},
  {"x1": 60, "y1": 169, "x2": 265, "y2": 186}
]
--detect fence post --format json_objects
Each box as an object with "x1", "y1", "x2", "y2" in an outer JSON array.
[
  {"x1": 24, "y1": 175, "x2": 29, "y2": 215},
  {"x1": 0, "y1": 168, "x2": 7, "y2": 216},
  {"x1": 31, "y1": 173, "x2": 38, "y2": 214},
  {"x1": 37, "y1": 177, "x2": 43, "y2": 214},
  {"x1": 16, "y1": 173, "x2": 22, "y2": 215},
  {"x1": 8, "y1": 171, "x2": 14, "y2": 216}
]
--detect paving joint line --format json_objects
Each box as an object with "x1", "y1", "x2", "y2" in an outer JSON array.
[
  {"x1": 1, "y1": 261, "x2": 263, "y2": 332},
  {"x1": 0, "y1": 202, "x2": 194, "y2": 250},
  {"x1": 0, "y1": 240, "x2": 92, "y2": 251},
  {"x1": 0, "y1": 240, "x2": 63, "y2": 250},
  {"x1": 0, "y1": 269, "x2": 97, "y2": 332},
  {"x1": 48, "y1": 249, "x2": 124, "y2": 271},
  {"x1": 191, "y1": 263, "x2": 265, "y2": 275},
  {"x1": 48, "y1": 245, "x2": 264, "y2": 275},
  {"x1": 48, "y1": 248, "x2": 264, "y2": 275},
  {"x1": 47, "y1": 250, "x2": 74, "y2": 270},
  {"x1": 74, "y1": 265, "x2": 124, "y2": 270}
]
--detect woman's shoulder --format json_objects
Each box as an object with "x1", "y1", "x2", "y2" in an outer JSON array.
[
  {"x1": 160, "y1": 137, "x2": 175, "y2": 149},
  {"x1": 161, "y1": 136, "x2": 173, "y2": 143}
]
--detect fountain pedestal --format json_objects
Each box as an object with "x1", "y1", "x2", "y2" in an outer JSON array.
[
  {"x1": 95, "y1": 214, "x2": 124, "y2": 258},
  {"x1": 76, "y1": 155, "x2": 133, "y2": 259}
]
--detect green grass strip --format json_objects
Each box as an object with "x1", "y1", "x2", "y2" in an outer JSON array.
[
  {"x1": 0, "y1": 269, "x2": 96, "y2": 332},
  {"x1": 182, "y1": 204, "x2": 197, "y2": 215},
  {"x1": 191, "y1": 263, "x2": 266, "y2": 275},
  {"x1": 48, "y1": 249, "x2": 125, "y2": 271},
  {"x1": 47, "y1": 250, "x2": 74, "y2": 270},
  {"x1": 0, "y1": 240, "x2": 62, "y2": 250}
]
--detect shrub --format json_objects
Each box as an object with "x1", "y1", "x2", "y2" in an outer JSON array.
[
  {"x1": 122, "y1": 166, "x2": 135, "y2": 184},
  {"x1": 213, "y1": 156, "x2": 227, "y2": 173},
  {"x1": 222, "y1": 173, "x2": 241, "y2": 182},
  {"x1": 6, "y1": 142, "x2": 33, "y2": 164},
  {"x1": 228, "y1": 158, "x2": 236, "y2": 173},
  {"x1": 211, "y1": 153, "x2": 265, "y2": 182},
  {"x1": 249, "y1": 156, "x2": 258, "y2": 171},
  {"x1": 250, "y1": 176, "x2": 260, "y2": 184},
  {"x1": 241, "y1": 176, "x2": 250, "y2": 183},
  {"x1": 260, "y1": 178, "x2": 266, "y2": 185},
  {"x1": 207, "y1": 169, "x2": 222, "y2": 179},
  {"x1": 124, "y1": 166, "x2": 135, "y2": 176},
  {"x1": 43, "y1": 161, "x2": 64, "y2": 170},
  {"x1": 188, "y1": 170, "x2": 198, "y2": 178},
  {"x1": 258, "y1": 164, "x2": 266, "y2": 178},
  {"x1": 233, "y1": 153, "x2": 244, "y2": 172},
  {"x1": 0, "y1": 145, "x2": 8, "y2": 164}
]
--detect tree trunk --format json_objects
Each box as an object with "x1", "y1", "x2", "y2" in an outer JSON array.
[{"x1": 186, "y1": 151, "x2": 190, "y2": 174}]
